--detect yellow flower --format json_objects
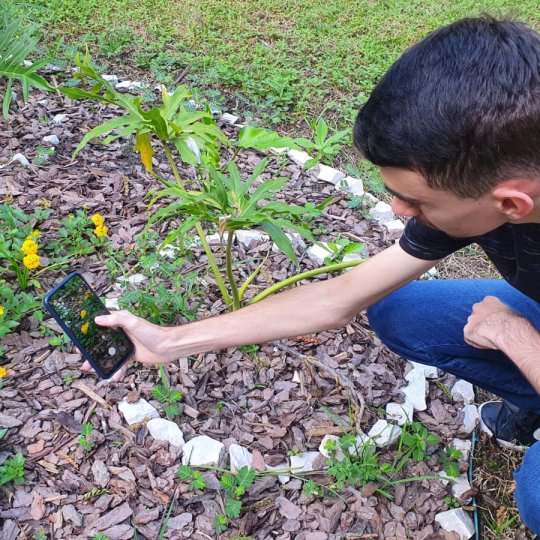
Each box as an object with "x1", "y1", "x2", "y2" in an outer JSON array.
[
  {"x1": 0, "y1": 366, "x2": 6, "y2": 378},
  {"x1": 84, "y1": 291, "x2": 92, "y2": 300},
  {"x1": 80, "y1": 309, "x2": 87, "y2": 318},
  {"x1": 23, "y1": 253, "x2": 41, "y2": 270},
  {"x1": 21, "y1": 239, "x2": 38, "y2": 255},
  {"x1": 0, "y1": 306, "x2": 4, "y2": 316},
  {"x1": 91, "y1": 213, "x2": 104, "y2": 227},
  {"x1": 94, "y1": 225, "x2": 108, "y2": 238},
  {"x1": 31, "y1": 230, "x2": 41, "y2": 237},
  {"x1": 81, "y1": 322, "x2": 90, "y2": 334}
]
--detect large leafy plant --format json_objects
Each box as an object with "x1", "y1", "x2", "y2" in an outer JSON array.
[
  {"x1": 63, "y1": 53, "x2": 363, "y2": 311},
  {"x1": 0, "y1": 2, "x2": 53, "y2": 118}
]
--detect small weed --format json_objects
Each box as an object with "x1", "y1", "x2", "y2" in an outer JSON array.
[
  {"x1": 440, "y1": 446, "x2": 463, "y2": 478},
  {"x1": 92, "y1": 534, "x2": 111, "y2": 540},
  {"x1": 151, "y1": 365, "x2": 183, "y2": 420},
  {"x1": 34, "y1": 528, "x2": 47, "y2": 540},
  {"x1": 176, "y1": 465, "x2": 207, "y2": 491},
  {"x1": 33, "y1": 145, "x2": 55, "y2": 166},
  {"x1": 0, "y1": 452, "x2": 25, "y2": 486},
  {"x1": 50, "y1": 333, "x2": 71, "y2": 351},
  {"x1": 78, "y1": 422, "x2": 95, "y2": 452},
  {"x1": 238, "y1": 344, "x2": 260, "y2": 357},
  {"x1": 82, "y1": 488, "x2": 111, "y2": 501},
  {"x1": 444, "y1": 495, "x2": 461, "y2": 508}
]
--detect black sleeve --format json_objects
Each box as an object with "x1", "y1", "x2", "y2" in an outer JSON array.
[{"x1": 399, "y1": 218, "x2": 474, "y2": 261}]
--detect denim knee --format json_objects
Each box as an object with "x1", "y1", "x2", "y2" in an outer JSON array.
[{"x1": 514, "y1": 441, "x2": 540, "y2": 534}]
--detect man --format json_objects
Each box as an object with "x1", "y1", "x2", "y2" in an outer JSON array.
[{"x1": 88, "y1": 16, "x2": 540, "y2": 533}]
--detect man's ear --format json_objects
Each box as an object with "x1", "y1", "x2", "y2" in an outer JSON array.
[{"x1": 492, "y1": 182, "x2": 535, "y2": 221}]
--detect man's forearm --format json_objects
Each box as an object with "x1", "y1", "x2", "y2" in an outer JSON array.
[
  {"x1": 159, "y1": 243, "x2": 435, "y2": 359},
  {"x1": 497, "y1": 318, "x2": 540, "y2": 395}
]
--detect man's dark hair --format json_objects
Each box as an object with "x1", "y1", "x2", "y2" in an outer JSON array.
[{"x1": 354, "y1": 16, "x2": 540, "y2": 198}]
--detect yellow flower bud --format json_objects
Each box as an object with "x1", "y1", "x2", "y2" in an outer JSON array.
[
  {"x1": 91, "y1": 214, "x2": 104, "y2": 227},
  {"x1": 0, "y1": 306, "x2": 4, "y2": 316},
  {"x1": 23, "y1": 253, "x2": 41, "y2": 270},
  {"x1": 80, "y1": 309, "x2": 87, "y2": 318},
  {"x1": 21, "y1": 239, "x2": 38, "y2": 255},
  {"x1": 81, "y1": 322, "x2": 90, "y2": 334},
  {"x1": 0, "y1": 366, "x2": 6, "y2": 378}
]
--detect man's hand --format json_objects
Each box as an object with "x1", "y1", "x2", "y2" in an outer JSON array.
[
  {"x1": 464, "y1": 296, "x2": 524, "y2": 350},
  {"x1": 82, "y1": 310, "x2": 176, "y2": 382}
]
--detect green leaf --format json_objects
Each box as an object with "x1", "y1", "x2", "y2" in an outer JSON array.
[
  {"x1": 170, "y1": 389, "x2": 183, "y2": 402},
  {"x1": 235, "y1": 466, "x2": 256, "y2": 492},
  {"x1": 443, "y1": 461, "x2": 460, "y2": 478},
  {"x1": 151, "y1": 385, "x2": 169, "y2": 403},
  {"x1": 165, "y1": 402, "x2": 180, "y2": 419},
  {"x1": 236, "y1": 126, "x2": 298, "y2": 151},
  {"x1": 81, "y1": 422, "x2": 93, "y2": 437},
  {"x1": 177, "y1": 465, "x2": 194, "y2": 481},
  {"x1": 190, "y1": 471, "x2": 207, "y2": 491},
  {"x1": 224, "y1": 496, "x2": 242, "y2": 519},
  {"x1": 315, "y1": 118, "x2": 329, "y2": 147},
  {"x1": 220, "y1": 473, "x2": 236, "y2": 493},
  {"x1": 260, "y1": 221, "x2": 296, "y2": 265},
  {"x1": 0, "y1": 428, "x2": 7, "y2": 440}
]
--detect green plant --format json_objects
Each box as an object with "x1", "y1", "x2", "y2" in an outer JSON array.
[
  {"x1": 0, "y1": 428, "x2": 8, "y2": 441},
  {"x1": 216, "y1": 466, "x2": 256, "y2": 531},
  {"x1": 295, "y1": 117, "x2": 349, "y2": 167},
  {"x1": 440, "y1": 446, "x2": 463, "y2": 478},
  {"x1": 444, "y1": 495, "x2": 461, "y2": 508},
  {"x1": 0, "y1": 2, "x2": 53, "y2": 118},
  {"x1": 151, "y1": 365, "x2": 183, "y2": 419},
  {"x1": 34, "y1": 528, "x2": 47, "y2": 540},
  {"x1": 50, "y1": 333, "x2": 71, "y2": 351},
  {"x1": 176, "y1": 464, "x2": 207, "y2": 491},
  {"x1": 92, "y1": 534, "x2": 111, "y2": 540},
  {"x1": 33, "y1": 145, "x2": 55, "y2": 166},
  {"x1": 0, "y1": 452, "x2": 25, "y2": 485},
  {"x1": 78, "y1": 422, "x2": 95, "y2": 452},
  {"x1": 0, "y1": 280, "x2": 42, "y2": 339}
]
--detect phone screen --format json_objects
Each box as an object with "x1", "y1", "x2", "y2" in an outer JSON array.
[{"x1": 46, "y1": 274, "x2": 133, "y2": 376}]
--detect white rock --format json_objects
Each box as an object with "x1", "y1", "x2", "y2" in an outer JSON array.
[
  {"x1": 219, "y1": 113, "x2": 239, "y2": 124},
  {"x1": 102, "y1": 74, "x2": 119, "y2": 86},
  {"x1": 0, "y1": 153, "x2": 30, "y2": 169},
  {"x1": 104, "y1": 297, "x2": 120, "y2": 310},
  {"x1": 306, "y1": 243, "x2": 337, "y2": 265},
  {"x1": 349, "y1": 433, "x2": 376, "y2": 457},
  {"x1": 268, "y1": 146, "x2": 288, "y2": 154},
  {"x1": 336, "y1": 176, "x2": 364, "y2": 196},
  {"x1": 319, "y1": 435, "x2": 343, "y2": 460},
  {"x1": 118, "y1": 398, "x2": 160, "y2": 426},
  {"x1": 367, "y1": 419, "x2": 402, "y2": 447},
  {"x1": 362, "y1": 192, "x2": 379, "y2": 206},
  {"x1": 452, "y1": 438, "x2": 472, "y2": 462},
  {"x1": 435, "y1": 508, "x2": 475, "y2": 539},
  {"x1": 287, "y1": 149, "x2": 312, "y2": 167},
  {"x1": 43, "y1": 135, "x2": 60, "y2": 146},
  {"x1": 272, "y1": 232, "x2": 306, "y2": 254},
  {"x1": 290, "y1": 451, "x2": 321, "y2": 473},
  {"x1": 235, "y1": 230, "x2": 270, "y2": 250},
  {"x1": 229, "y1": 444, "x2": 253, "y2": 472},
  {"x1": 182, "y1": 435, "x2": 225, "y2": 467},
  {"x1": 461, "y1": 405, "x2": 479, "y2": 434},
  {"x1": 115, "y1": 80, "x2": 145, "y2": 91},
  {"x1": 368, "y1": 201, "x2": 394, "y2": 224},
  {"x1": 23, "y1": 60, "x2": 33, "y2": 67},
  {"x1": 451, "y1": 380, "x2": 475, "y2": 404},
  {"x1": 342, "y1": 252, "x2": 365, "y2": 264},
  {"x1": 317, "y1": 164, "x2": 346, "y2": 185},
  {"x1": 159, "y1": 245, "x2": 180, "y2": 259},
  {"x1": 11, "y1": 90, "x2": 18, "y2": 102},
  {"x1": 265, "y1": 463, "x2": 290, "y2": 484},
  {"x1": 421, "y1": 266, "x2": 439, "y2": 280},
  {"x1": 292, "y1": 370, "x2": 302, "y2": 384},
  {"x1": 386, "y1": 401, "x2": 414, "y2": 426},
  {"x1": 147, "y1": 418, "x2": 185, "y2": 449},
  {"x1": 408, "y1": 361, "x2": 439, "y2": 379},
  {"x1": 206, "y1": 232, "x2": 229, "y2": 246},
  {"x1": 117, "y1": 273, "x2": 146, "y2": 285},
  {"x1": 384, "y1": 219, "x2": 405, "y2": 232},
  {"x1": 402, "y1": 369, "x2": 428, "y2": 411},
  {"x1": 52, "y1": 114, "x2": 68, "y2": 124},
  {"x1": 439, "y1": 471, "x2": 472, "y2": 501}
]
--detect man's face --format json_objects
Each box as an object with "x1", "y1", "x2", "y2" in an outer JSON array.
[{"x1": 380, "y1": 167, "x2": 507, "y2": 238}]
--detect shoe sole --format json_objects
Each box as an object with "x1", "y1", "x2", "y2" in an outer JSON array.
[{"x1": 478, "y1": 401, "x2": 528, "y2": 453}]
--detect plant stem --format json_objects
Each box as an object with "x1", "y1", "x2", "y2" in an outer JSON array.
[
  {"x1": 225, "y1": 231, "x2": 241, "y2": 310},
  {"x1": 163, "y1": 143, "x2": 183, "y2": 189},
  {"x1": 195, "y1": 223, "x2": 232, "y2": 307},
  {"x1": 249, "y1": 259, "x2": 364, "y2": 304}
]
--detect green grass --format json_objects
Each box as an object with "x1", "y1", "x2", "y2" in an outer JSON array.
[{"x1": 15, "y1": 0, "x2": 540, "y2": 127}]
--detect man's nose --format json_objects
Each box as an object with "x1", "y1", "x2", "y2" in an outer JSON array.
[{"x1": 391, "y1": 197, "x2": 420, "y2": 217}]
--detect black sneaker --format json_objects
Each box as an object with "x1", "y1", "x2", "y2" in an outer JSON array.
[{"x1": 479, "y1": 401, "x2": 540, "y2": 452}]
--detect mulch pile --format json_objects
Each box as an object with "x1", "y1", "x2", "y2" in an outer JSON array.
[{"x1": 0, "y1": 83, "x2": 482, "y2": 540}]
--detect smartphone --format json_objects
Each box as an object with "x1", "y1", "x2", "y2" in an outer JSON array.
[{"x1": 43, "y1": 272, "x2": 134, "y2": 379}]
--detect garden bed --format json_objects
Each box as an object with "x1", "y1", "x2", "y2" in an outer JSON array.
[{"x1": 0, "y1": 83, "x2": 531, "y2": 540}]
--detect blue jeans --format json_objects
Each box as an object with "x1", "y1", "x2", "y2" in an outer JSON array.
[{"x1": 367, "y1": 279, "x2": 540, "y2": 534}]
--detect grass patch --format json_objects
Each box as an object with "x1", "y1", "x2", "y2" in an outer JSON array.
[{"x1": 15, "y1": 0, "x2": 540, "y2": 127}]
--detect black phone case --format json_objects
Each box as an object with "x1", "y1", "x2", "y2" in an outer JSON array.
[{"x1": 43, "y1": 272, "x2": 134, "y2": 379}]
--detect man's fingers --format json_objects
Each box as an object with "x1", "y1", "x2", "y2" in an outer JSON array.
[
  {"x1": 82, "y1": 360, "x2": 92, "y2": 372},
  {"x1": 94, "y1": 310, "x2": 136, "y2": 328}
]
